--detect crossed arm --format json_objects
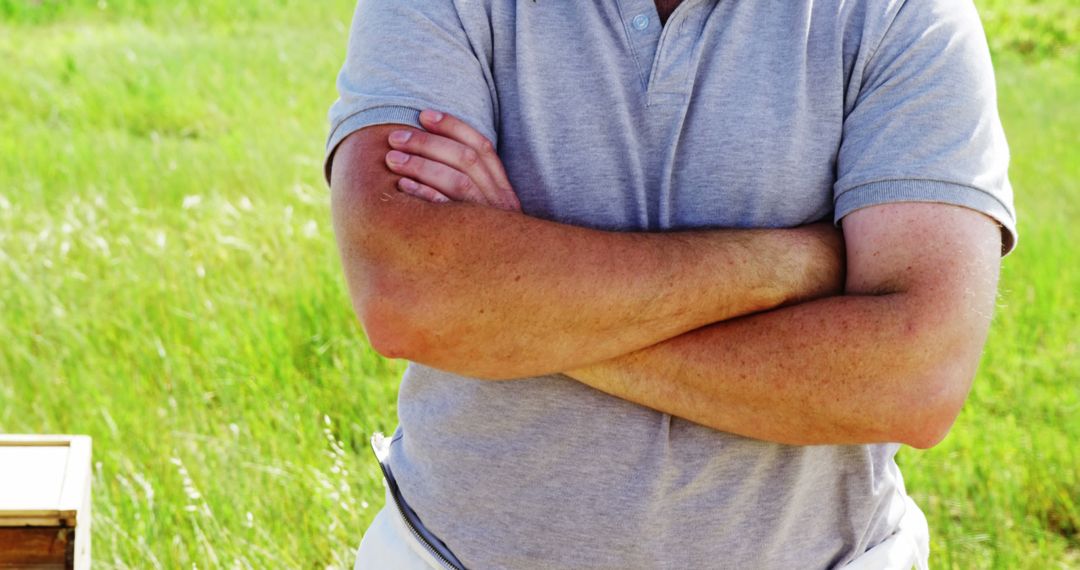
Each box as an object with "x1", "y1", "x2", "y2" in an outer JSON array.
[
  {"x1": 330, "y1": 122, "x2": 845, "y2": 379},
  {"x1": 329, "y1": 116, "x2": 1002, "y2": 449},
  {"x1": 567, "y1": 201, "x2": 1000, "y2": 448}
]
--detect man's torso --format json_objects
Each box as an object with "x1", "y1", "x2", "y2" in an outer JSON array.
[{"x1": 387, "y1": 2, "x2": 911, "y2": 568}]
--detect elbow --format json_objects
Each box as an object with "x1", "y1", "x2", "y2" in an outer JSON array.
[
  {"x1": 894, "y1": 356, "x2": 975, "y2": 449},
  {"x1": 884, "y1": 296, "x2": 987, "y2": 449},
  {"x1": 336, "y1": 223, "x2": 519, "y2": 379},
  {"x1": 358, "y1": 294, "x2": 522, "y2": 380},
  {"x1": 335, "y1": 212, "x2": 439, "y2": 361},
  {"x1": 355, "y1": 277, "x2": 512, "y2": 379},
  {"x1": 360, "y1": 299, "x2": 420, "y2": 361},
  {"x1": 351, "y1": 272, "x2": 434, "y2": 361},
  {"x1": 899, "y1": 411, "x2": 958, "y2": 450}
]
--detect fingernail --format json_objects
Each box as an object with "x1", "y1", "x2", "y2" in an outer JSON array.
[
  {"x1": 420, "y1": 109, "x2": 444, "y2": 123},
  {"x1": 389, "y1": 130, "x2": 412, "y2": 144},
  {"x1": 386, "y1": 150, "x2": 410, "y2": 165},
  {"x1": 399, "y1": 178, "x2": 419, "y2": 191}
]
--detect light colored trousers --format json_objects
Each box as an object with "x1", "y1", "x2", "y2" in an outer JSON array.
[
  {"x1": 354, "y1": 490, "x2": 930, "y2": 570},
  {"x1": 354, "y1": 489, "x2": 451, "y2": 569}
]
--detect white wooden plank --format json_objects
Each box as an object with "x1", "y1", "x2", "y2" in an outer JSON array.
[
  {"x1": 0, "y1": 447, "x2": 69, "y2": 515},
  {"x1": 57, "y1": 437, "x2": 91, "y2": 522}
]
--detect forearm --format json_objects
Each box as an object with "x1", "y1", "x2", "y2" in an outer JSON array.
[
  {"x1": 567, "y1": 204, "x2": 1001, "y2": 448},
  {"x1": 568, "y1": 294, "x2": 960, "y2": 446},
  {"x1": 331, "y1": 128, "x2": 842, "y2": 379},
  {"x1": 340, "y1": 193, "x2": 835, "y2": 380}
]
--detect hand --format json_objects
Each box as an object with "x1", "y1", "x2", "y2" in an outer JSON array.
[{"x1": 384, "y1": 110, "x2": 522, "y2": 212}]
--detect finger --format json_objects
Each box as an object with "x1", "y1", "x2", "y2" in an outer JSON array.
[
  {"x1": 418, "y1": 110, "x2": 491, "y2": 152},
  {"x1": 385, "y1": 150, "x2": 486, "y2": 205},
  {"x1": 388, "y1": 129, "x2": 501, "y2": 205},
  {"x1": 419, "y1": 110, "x2": 521, "y2": 211},
  {"x1": 397, "y1": 178, "x2": 451, "y2": 203}
]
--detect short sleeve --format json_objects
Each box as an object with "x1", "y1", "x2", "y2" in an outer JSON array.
[
  {"x1": 834, "y1": 0, "x2": 1017, "y2": 254},
  {"x1": 324, "y1": 0, "x2": 496, "y2": 182}
]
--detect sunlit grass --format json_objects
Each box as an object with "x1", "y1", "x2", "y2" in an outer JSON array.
[{"x1": 1, "y1": 0, "x2": 1077, "y2": 567}]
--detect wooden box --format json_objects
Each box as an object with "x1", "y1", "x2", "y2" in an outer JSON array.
[{"x1": 0, "y1": 435, "x2": 91, "y2": 569}]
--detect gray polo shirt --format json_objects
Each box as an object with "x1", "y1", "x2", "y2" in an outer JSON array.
[{"x1": 326, "y1": 1, "x2": 1016, "y2": 568}]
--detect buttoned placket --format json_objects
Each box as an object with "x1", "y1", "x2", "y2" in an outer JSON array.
[{"x1": 615, "y1": 0, "x2": 713, "y2": 106}]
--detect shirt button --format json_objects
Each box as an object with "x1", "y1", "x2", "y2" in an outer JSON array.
[{"x1": 632, "y1": 14, "x2": 650, "y2": 30}]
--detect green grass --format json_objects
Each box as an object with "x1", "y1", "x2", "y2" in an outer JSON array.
[{"x1": 0, "y1": 0, "x2": 1077, "y2": 567}]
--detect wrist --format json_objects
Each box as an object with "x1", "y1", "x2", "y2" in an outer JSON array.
[
  {"x1": 784, "y1": 223, "x2": 846, "y2": 303},
  {"x1": 697, "y1": 229, "x2": 797, "y2": 317}
]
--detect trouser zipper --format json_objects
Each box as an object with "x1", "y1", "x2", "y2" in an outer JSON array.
[{"x1": 371, "y1": 433, "x2": 464, "y2": 570}]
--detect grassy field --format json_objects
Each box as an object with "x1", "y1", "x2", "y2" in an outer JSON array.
[{"x1": 0, "y1": 0, "x2": 1076, "y2": 567}]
